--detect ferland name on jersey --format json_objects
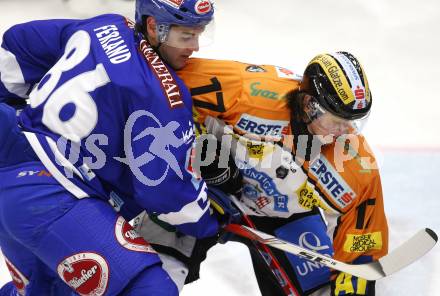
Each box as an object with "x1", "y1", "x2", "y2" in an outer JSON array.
[{"x1": 94, "y1": 24, "x2": 131, "y2": 64}]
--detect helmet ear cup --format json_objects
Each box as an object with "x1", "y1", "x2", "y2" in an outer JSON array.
[{"x1": 305, "y1": 97, "x2": 322, "y2": 122}]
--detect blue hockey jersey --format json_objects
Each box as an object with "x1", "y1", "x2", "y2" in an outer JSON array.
[{"x1": 0, "y1": 14, "x2": 218, "y2": 238}]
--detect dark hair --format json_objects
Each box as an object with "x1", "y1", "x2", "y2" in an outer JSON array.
[
  {"x1": 135, "y1": 15, "x2": 150, "y2": 36},
  {"x1": 284, "y1": 89, "x2": 317, "y2": 160},
  {"x1": 285, "y1": 89, "x2": 309, "y2": 124}
]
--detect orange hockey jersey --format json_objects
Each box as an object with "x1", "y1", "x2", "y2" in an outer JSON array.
[{"x1": 178, "y1": 58, "x2": 388, "y2": 275}]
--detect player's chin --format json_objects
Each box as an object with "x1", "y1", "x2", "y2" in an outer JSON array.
[{"x1": 173, "y1": 56, "x2": 190, "y2": 70}]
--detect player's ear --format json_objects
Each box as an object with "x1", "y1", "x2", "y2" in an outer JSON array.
[{"x1": 145, "y1": 16, "x2": 158, "y2": 42}]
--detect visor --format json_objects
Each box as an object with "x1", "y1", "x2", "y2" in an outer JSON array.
[
  {"x1": 157, "y1": 20, "x2": 215, "y2": 49},
  {"x1": 306, "y1": 97, "x2": 369, "y2": 136}
]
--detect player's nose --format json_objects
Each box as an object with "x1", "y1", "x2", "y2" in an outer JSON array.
[{"x1": 188, "y1": 38, "x2": 200, "y2": 52}]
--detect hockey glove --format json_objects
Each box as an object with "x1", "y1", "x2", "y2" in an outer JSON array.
[
  {"x1": 197, "y1": 138, "x2": 243, "y2": 196},
  {"x1": 331, "y1": 272, "x2": 375, "y2": 296},
  {"x1": 207, "y1": 187, "x2": 242, "y2": 243},
  {"x1": 208, "y1": 187, "x2": 241, "y2": 224}
]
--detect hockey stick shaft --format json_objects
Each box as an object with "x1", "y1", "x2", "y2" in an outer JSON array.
[
  {"x1": 227, "y1": 195, "x2": 300, "y2": 296},
  {"x1": 225, "y1": 223, "x2": 437, "y2": 281},
  {"x1": 240, "y1": 214, "x2": 301, "y2": 296}
]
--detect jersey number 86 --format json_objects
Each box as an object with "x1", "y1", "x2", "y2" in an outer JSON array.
[{"x1": 29, "y1": 30, "x2": 111, "y2": 143}]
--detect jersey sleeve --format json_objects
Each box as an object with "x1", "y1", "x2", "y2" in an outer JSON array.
[
  {"x1": 331, "y1": 138, "x2": 389, "y2": 264},
  {"x1": 328, "y1": 139, "x2": 388, "y2": 295},
  {"x1": 0, "y1": 19, "x2": 74, "y2": 101}
]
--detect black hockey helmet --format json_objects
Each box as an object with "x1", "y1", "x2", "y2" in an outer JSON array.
[{"x1": 300, "y1": 52, "x2": 372, "y2": 121}]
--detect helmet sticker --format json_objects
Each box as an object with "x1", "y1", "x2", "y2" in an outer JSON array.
[
  {"x1": 158, "y1": 0, "x2": 184, "y2": 9},
  {"x1": 353, "y1": 95, "x2": 366, "y2": 109},
  {"x1": 195, "y1": 0, "x2": 212, "y2": 15},
  {"x1": 354, "y1": 86, "x2": 365, "y2": 100},
  {"x1": 332, "y1": 52, "x2": 369, "y2": 109},
  {"x1": 358, "y1": 63, "x2": 371, "y2": 103},
  {"x1": 309, "y1": 54, "x2": 354, "y2": 105},
  {"x1": 333, "y1": 53, "x2": 361, "y2": 86},
  {"x1": 57, "y1": 252, "x2": 109, "y2": 296}
]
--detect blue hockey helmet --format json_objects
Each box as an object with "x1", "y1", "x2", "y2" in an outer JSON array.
[
  {"x1": 135, "y1": 0, "x2": 214, "y2": 47},
  {"x1": 135, "y1": 0, "x2": 214, "y2": 27}
]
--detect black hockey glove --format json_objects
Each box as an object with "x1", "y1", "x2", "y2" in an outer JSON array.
[{"x1": 197, "y1": 137, "x2": 243, "y2": 196}]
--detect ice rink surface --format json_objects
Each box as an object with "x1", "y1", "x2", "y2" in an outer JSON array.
[{"x1": 0, "y1": 0, "x2": 439, "y2": 295}]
